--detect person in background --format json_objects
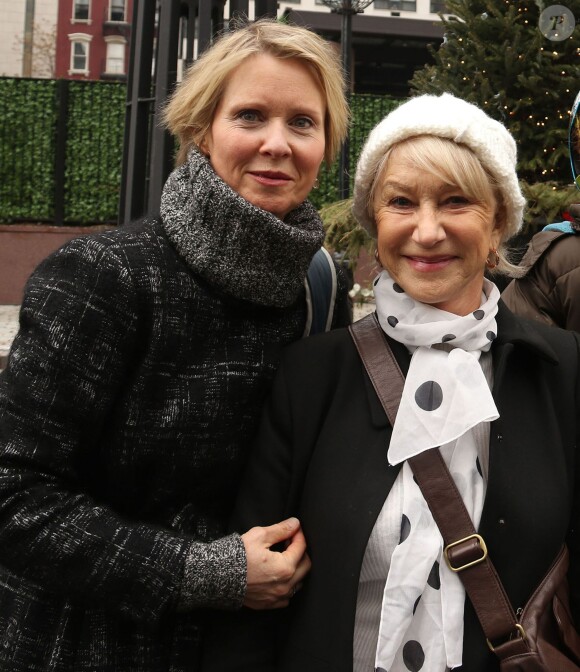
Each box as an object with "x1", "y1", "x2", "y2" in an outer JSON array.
[
  {"x1": 0, "y1": 19, "x2": 350, "y2": 672},
  {"x1": 502, "y1": 91, "x2": 580, "y2": 331},
  {"x1": 501, "y1": 207, "x2": 580, "y2": 330},
  {"x1": 204, "y1": 93, "x2": 580, "y2": 672}
]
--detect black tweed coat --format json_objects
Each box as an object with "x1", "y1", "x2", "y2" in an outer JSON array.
[{"x1": 0, "y1": 208, "x2": 350, "y2": 671}]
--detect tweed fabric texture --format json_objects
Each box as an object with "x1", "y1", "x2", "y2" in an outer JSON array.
[
  {"x1": 0, "y1": 164, "x2": 344, "y2": 669},
  {"x1": 352, "y1": 93, "x2": 526, "y2": 240},
  {"x1": 161, "y1": 150, "x2": 325, "y2": 308}
]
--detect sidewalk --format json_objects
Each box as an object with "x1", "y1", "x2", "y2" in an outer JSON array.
[
  {"x1": 0, "y1": 305, "x2": 19, "y2": 370},
  {"x1": 0, "y1": 302, "x2": 375, "y2": 372}
]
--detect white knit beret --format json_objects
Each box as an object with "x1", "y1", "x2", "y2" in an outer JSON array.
[{"x1": 352, "y1": 93, "x2": 525, "y2": 239}]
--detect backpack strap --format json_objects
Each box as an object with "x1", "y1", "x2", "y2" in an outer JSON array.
[{"x1": 304, "y1": 247, "x2": 337, "y2": 336}]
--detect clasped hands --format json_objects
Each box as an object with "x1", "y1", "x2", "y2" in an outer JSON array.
[{"x1": 241, "y1": 517, "x2": 311, "y2": 610}]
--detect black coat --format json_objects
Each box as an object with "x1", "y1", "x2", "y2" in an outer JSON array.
[
  {"x1": 205, "y1": 302, "x2": 580, "y2": 672},
  {"x1": 0, "y1": 217, "x2": 351, "y2": 672}
]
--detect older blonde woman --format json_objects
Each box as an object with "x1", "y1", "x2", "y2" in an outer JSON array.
[
  {"x1": 0, "y1": 19, "x2": 350, "y2": 672},
  {"x1": 207, "y1": 94, "x2": 580, "y2": 671}
]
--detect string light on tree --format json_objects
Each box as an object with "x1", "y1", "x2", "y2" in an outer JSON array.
[{"x1": 408, "y1": 0, "x2": 580, "y2": 193}]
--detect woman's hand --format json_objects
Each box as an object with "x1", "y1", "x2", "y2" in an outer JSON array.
[{"x1": 241, "y1": 517, "x2": 311, "y2": 610}]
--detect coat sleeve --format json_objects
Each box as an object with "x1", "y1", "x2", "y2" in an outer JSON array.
[
  {"x1": 502, "y1": 233, "x2": 580, "y2": 332},
  {"x1": 0, "y1": 237, "x2": 245, "y2": 623},
  {"x1": 554, "y1": 265, "x2": 580, "y2": 333}
]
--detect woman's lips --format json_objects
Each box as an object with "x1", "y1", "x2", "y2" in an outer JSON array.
[
  {"x1": 406, "y1": 255, "x2": 456, "y2": 272},
  {"x1": 250, "y1": 171, "x2": 291, "y2": 186}
]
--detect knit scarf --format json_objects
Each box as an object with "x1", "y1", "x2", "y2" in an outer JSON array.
[
  {"x1": 160, "y1": 149, "x2": 325, "y2": 308},
  {"x1": 372, "y1": 270, "x2": 500, "y2": 671}
]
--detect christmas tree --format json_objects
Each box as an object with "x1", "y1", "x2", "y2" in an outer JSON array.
[{"x1": 410, "y1": 0, "x2": 580, "y2": 202}]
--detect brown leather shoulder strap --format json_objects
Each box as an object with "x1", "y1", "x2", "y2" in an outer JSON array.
[
  {"x1": 349, "y1": 313, "x2": 404, "y2": 427},
  {"x1": 408, "y1": 450, "x2": 523, "y2": 648},
  {"x1": 348, "y1": 313, "x2": 528, "y2": 656}
]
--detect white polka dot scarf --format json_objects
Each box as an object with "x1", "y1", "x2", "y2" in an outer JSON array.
[{"x1": 372, "y1": 270, "x2": 500, "y2": 671}]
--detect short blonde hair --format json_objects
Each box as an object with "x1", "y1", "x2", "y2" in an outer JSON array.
[
  {"x1": 368, "y1": 136, "x2": 523, "y2": 277},
  {"x1": 162, "y1": 19, "x2": 348, "y2": 166}
]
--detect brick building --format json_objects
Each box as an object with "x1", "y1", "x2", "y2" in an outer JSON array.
[{"x1": 54, "y1": 0, "x2": 133, "y2": 80}]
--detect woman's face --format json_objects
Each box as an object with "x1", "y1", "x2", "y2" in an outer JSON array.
[
  {"x1": 200, "y1": 53, "x2": 326, "y2": 220},
  {"x1": 374, "y1": 149, "x2": 503, "y2": 316}
]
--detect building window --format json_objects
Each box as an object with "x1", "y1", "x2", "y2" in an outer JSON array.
[
  {"x1": 68, "y1": 33, "x2": 92, "y2": 74},
  {"x1": 72, "y1": 42, "x2": 88, "y2": 71},
  {"x1": 373, "y1": 0, "x2": 417, "y2": 9},
  {"x1": 73, "y1": 0, "x2": 90, "y2": 21},
  {"x1": 109, "y1": 0, "x2": 126, "y2": 22},
  {"x1": 430, "y1": 0, "x2": 447, "y2": 11},
  {"x1": 105, "y1": 40, "x2": 125, "y2": 73}
]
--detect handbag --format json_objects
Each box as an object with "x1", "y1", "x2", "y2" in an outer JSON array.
[{"x1": 349, "y1": 313, "x2": 580, "y2": 671}]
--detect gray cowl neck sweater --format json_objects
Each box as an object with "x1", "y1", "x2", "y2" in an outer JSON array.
[{"x1": 160, "y1": 149, "x2": 324, "y2": 308}]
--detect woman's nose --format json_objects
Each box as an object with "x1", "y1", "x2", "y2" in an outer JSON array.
[
  {"x1": 412, "y1": 206, "x2": 446, "y2": 246},
  {"x1": 259, "y1": 122, "x2": 291, "y2": 157}
]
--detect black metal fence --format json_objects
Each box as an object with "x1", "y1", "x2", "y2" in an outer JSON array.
[
  {"x1": 0, "y1": 77, "x2": 125, "y2": 225},
  {"x1": 0, "y1": 77, "x2": 400, "y2": 224}
]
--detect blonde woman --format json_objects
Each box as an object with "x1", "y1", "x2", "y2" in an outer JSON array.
[{"x1": 0, "y1": 19, "x2": 350, "y2": 672}]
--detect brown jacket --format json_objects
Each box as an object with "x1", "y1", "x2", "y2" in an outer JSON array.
[{"x1": 502, "y1": 227, "x2": 580, "y2": 332}]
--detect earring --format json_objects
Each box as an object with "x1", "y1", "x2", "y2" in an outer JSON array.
[
  {"x1": 486, "y1": 247, "x2": 500, "y2": 269},
  {"x1": 313, "y1": 178, "x2": 319, "y2": 190}
]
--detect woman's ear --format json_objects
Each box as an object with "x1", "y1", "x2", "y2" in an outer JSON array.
[
  {"x1": 199, "y1": 137, "x2": 210, "y2": 158},
  {"x1": 492, "y1": 205, "x2": 507, "y2": 245}
]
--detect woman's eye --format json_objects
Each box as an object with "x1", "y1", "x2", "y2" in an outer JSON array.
[
  {"x1": 446, "y1": 195, "x2": 470, "y2": 206},
  {"x1": 237, "y1": 110, "x2": 260, "y2": 122},
  {"x1": 292, "y1": 117, "x2": 314, "y2": 129},
  {"x1": 390, "y1": 196, "x2": 412, "y2": 207}
]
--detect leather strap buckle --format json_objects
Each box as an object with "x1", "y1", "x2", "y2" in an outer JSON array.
[
  {"x1": 486, "y1": 623, "x2": 527, "y2": 652},
  {"x1": 444, "y1": 534, "x2": 488, "y2": 572}
]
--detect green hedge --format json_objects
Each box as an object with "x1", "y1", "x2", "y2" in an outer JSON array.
[
  {"x1": 0, "y1": 78, "x2": 58, "y2": 221},
  {"x1": 0, "y1": 78, "x2": 126, "y2": 224},
  {"x1": 64, "y1": 81, "x2": 126, "y2": 222},
  {"x1": 0, "y1": 77, "x2": 398, "y2": 223},
  {"x1": 310, "y1": 93, "x2": 400, "y2": 210}
]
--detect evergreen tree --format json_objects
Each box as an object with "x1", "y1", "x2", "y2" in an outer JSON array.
[{"x1": 410, "y1": 0, "x2": 580, "y2": 188}]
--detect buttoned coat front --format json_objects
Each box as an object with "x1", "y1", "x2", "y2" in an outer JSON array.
[{"x1": 205, "y1": 302, "x2": 580, "y2": 672}]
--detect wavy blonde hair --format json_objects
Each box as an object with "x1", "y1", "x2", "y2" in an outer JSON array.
[{"x1": 162, "y1": 19, "x2": 348, "y2": 167}]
